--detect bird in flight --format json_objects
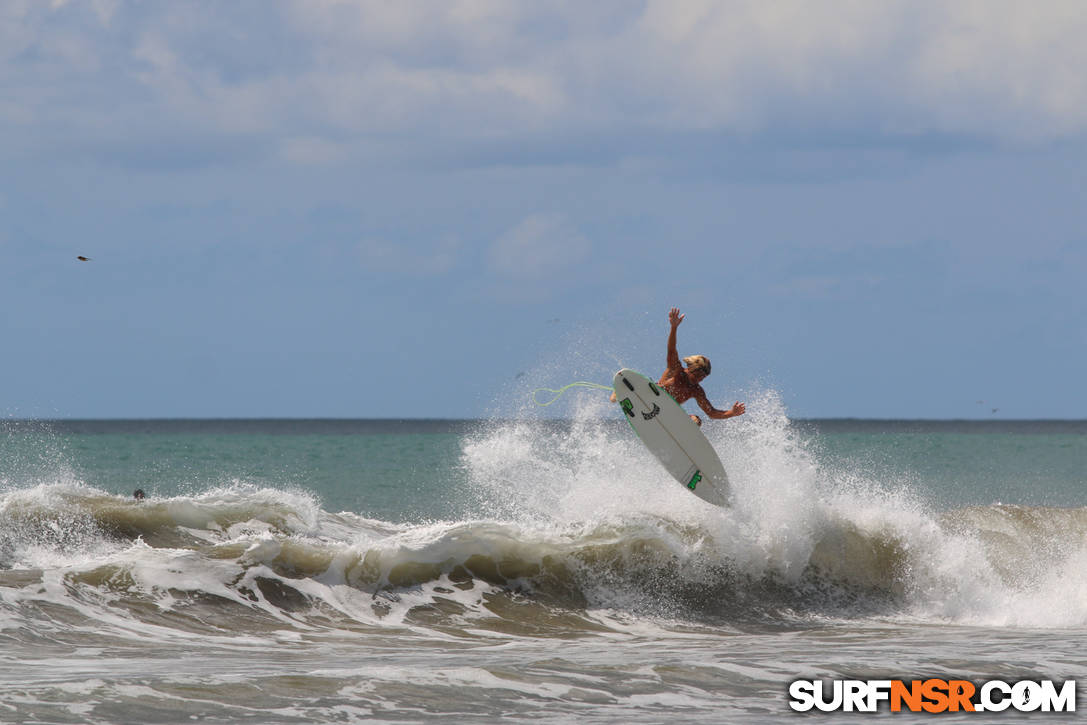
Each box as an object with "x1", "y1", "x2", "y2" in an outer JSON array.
[{"x1": 77, "y1": 256, "x2": 92, "y2": 261}]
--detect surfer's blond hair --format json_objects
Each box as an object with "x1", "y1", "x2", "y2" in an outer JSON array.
[{"x1": 683, "y1": 355, "x2": 711, "y2": 375}]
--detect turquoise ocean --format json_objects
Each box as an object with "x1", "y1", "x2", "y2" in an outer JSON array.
[{"x1": 2, "y1": 395, "x2": 1086, "y2": 722}]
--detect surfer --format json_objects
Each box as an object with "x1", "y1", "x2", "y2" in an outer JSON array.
[
  {"x1": 612, "y1": 307, "x2": 745, "y2": 426},
  {"x1": 659, "y1": 307, "x2": 745, "y2": 426}
]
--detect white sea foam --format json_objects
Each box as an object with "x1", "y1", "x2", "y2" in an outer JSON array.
[
  {"x1": 461, "y1": 386, "x2": 1087, "y2": 629},
  {"x1": 1, "y1": 399, "x2": 1085, "y2": 651}
]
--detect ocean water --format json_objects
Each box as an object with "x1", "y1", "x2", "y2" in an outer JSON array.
[{"x1": 2, "y1": 400, "x2": 1085, "y2": 723}]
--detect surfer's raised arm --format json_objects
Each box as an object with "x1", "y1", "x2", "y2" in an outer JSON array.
[{"x1": 666, "y1": 307, "x2": 684, "y2": 374}]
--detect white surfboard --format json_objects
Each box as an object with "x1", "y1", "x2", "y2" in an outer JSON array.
[{"x1": 613, "y1": 368, "x2": 730, "y2": 506}]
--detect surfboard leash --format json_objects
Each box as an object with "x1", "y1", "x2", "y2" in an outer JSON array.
[{"x1": 531, "y1": 381, "x2": 612, "y2": 406}]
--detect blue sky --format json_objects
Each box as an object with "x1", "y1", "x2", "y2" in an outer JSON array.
[{"x1": 2, "y1": 1, "x2": 1085, "y2": 419}]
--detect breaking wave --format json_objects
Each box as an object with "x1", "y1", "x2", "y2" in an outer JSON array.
[{"x1": 2, "y1": 395, "x2": 1085, "y2": 653}]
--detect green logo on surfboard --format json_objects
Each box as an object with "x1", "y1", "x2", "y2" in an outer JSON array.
[{"x1": 688, "y1": 471, "x2": 702, "y2": 490}]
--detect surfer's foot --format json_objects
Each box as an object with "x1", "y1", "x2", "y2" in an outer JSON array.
[{"x1": 690, "y1": 414, "x2": 702, "y2": 427}]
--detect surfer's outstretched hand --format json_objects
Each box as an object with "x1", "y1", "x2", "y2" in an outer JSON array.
[
  {"x1": 669, "y1": 307, "x2": 685, "y2": 328},
  {"x1": 728, "y1": 402, "x2": 746, "y2": 417}
]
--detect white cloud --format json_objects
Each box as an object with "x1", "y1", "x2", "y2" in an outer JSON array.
[
  {"x1": 4, "y1": 0, "x2": 1087, "y2": 168},
  {"x1": 278, "y1": 136, "x2": 344, "y2": 165},
  {"x1": 489, "y1": 213, "x2": 590, "y2": 280},
  {"x1": 358, "y1": 236, "x2": 461, "y2": 278},
  {"x1": 901, "y1": 1, "x2": 1087, "y2": 138},
  {"x1": 609, "y1": 0, "x2": 1087, "y2": 140}
]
